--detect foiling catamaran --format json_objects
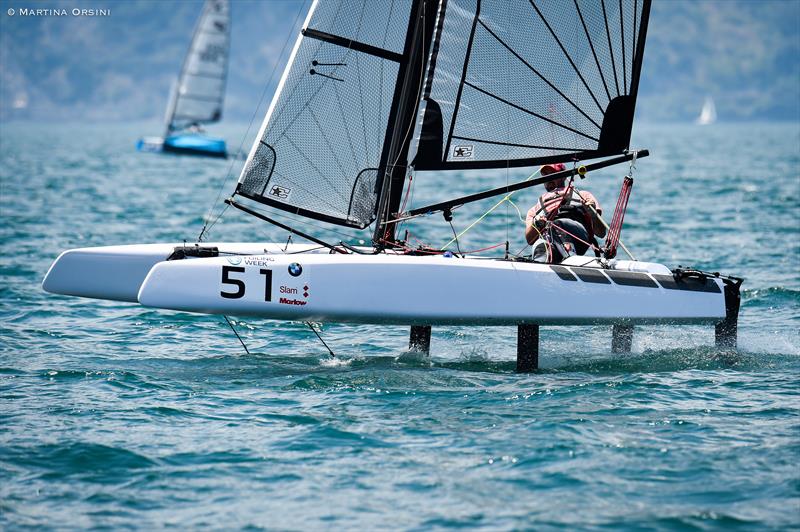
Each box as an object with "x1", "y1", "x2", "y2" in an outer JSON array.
[
  {"x1": 46, "y1": 0, "x2": 742, "y2": 370},
  {"x1": 137, "y1": 0, "x2": 230, "y2": 158}
]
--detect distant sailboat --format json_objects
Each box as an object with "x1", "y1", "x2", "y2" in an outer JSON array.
[
  {"x1": 137, "y1": 0, "x2": 230, "y2": 158},
  {"x1": 696, "y1": 96, "x2": 717, "y2": 125}
]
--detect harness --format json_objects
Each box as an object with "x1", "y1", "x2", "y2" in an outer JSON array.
[{"x1": 536, "y1": 185, "x2": 600, "y2": 258}]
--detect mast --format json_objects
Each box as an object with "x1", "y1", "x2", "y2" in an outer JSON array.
[{"x1": 372, "y1": 0, "x2": 439, "y2": 246}]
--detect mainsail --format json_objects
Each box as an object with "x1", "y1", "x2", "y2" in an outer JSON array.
[
  {"x1": 234, "y1": 0, "x2": 651, "y2": 231},
  {"x1": 414, "y1": 0, "x2": 651, "y2": 170},
  {"x1": 165, "y1": 0, "x2": 230, "y2": 135}
]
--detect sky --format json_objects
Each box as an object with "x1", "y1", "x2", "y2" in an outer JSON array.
[{"x1": 0, "y1": 0, "x2": 798, "y2": 124}]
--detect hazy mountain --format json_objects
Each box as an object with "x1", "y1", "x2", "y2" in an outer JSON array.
[{"x1": 1, "y1": 0, "x2": 798, "y2": 124}]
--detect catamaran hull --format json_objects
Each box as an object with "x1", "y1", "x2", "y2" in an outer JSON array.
[
  {"x1": 163, "y1": 134, "x2": 227, "y2": 158},
  {"x1": 43, "y1": 244, "x2": 727, "y2": 326},
  {"x1": 135, "y1": 135, "x2": 227, "y2": 158}
]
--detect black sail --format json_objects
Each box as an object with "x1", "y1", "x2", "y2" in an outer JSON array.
[
  {"x1": 413, "y1": 0, "x2": 651, "y2": 170},
  {"x1": 236, "y1": 0, "x2": 413, "y2": 229}
]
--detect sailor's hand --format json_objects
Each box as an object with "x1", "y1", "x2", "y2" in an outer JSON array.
[{"x1": 533, "y1": 216, "x2": 547, "y2": 231}]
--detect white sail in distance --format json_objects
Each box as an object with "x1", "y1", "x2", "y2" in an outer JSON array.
[{"x1": 696, "y1": 96, "x2": 717, "y2": 125}]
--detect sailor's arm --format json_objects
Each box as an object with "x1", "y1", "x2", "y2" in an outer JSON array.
[
  {"x1": 525, "y1": 214, "x2": 546, "y2": 245},
  {"x1": 589, "y1": 208, "x2": 607, "y2": 238},
  {"x1": 579, "y1": 192, "x2": 607, "y2": 238}
]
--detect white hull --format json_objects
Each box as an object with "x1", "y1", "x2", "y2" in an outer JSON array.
[{"x1": 43, "y1": 243, "x2": 727, "y2": 326}]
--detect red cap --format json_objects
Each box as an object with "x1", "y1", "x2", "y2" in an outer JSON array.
[{"x1": 540, "y1": 163, "x2": 566, "y2": 176}]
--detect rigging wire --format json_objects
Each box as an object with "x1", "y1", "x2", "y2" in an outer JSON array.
[
  {"x1": 246, "y1": 203, "x2": 365, "y2": 244},
  {"x1": 223, "y1": 315, "x2": 250, "y2": 355},
  {"x1": 441, "y1": 167, "x2": 542, "y2": 249},
  {"x1": 198, "y1": 0, "x2": 309, "y2": 242}
]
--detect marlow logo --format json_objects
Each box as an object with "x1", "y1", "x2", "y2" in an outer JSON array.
[
  {"x1": 452, "y1": 145, "x2": 474, "y2": 159},
  {"x1": 269, "y1": 185, "x2": 291, "y2": 199}
]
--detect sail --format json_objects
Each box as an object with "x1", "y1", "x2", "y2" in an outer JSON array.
[
  {"x1": 696, "y1": 96, "x2": 716, "y2": 125},
  {"x1": 236, "y1": 0, "x2": 414, "y2": 229},
  {"x1": 166, "y1": 0, "x2": 230, "y2": 134},
  {"x1": 413, "y1": 0, "x2": 651, "y2": 170}
]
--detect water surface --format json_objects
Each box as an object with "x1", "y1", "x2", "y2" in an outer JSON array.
[{"x1": 1, "y1": 122, "x2": 798, "y2": 529}]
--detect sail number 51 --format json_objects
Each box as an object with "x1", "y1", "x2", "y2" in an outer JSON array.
[{"x1": 220, "y1": 265, "x2": 272, "y2": 301}]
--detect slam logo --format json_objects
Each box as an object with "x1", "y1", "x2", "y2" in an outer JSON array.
[
  {"x1": 269, "y1": 185, "x2": 291, "y2": 200},
  {"x1": 451, "y1": 145, "x2": 474, "y2": 159}
]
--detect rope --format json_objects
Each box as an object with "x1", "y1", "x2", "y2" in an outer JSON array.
[
  {"x1": 550, "y1": 221, "x2": 603, "y2": 254},
  {"x1": 441, "y1": 167, "x2": 542, "y2": 249},
  {"x1": 379, "y1": 236, "x2": 505, "y2": 256},
  {"x1": 198, "y1": 0, "x2": 309, "y2": 242},
  {"x1": 583, "y1": 201, "x2": 637, "y2": 261},
  {"x1": 603, "y1": 175, "x2": 634, "y2": 259}
]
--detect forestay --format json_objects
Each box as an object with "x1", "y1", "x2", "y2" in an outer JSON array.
[
  {"x1": 413, "y1": 0, "x2": 651, "y2": 170},
  {"x1": 165, "y1": 0, "x2": 230, "y2": 134},
  {"x1": 236, "y1": 0, "x2": 413, "y2": 229}
]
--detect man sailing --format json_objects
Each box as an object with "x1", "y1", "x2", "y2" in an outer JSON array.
[{"x1": 525, "y1": 163, "x2": 607, "y2": 263}]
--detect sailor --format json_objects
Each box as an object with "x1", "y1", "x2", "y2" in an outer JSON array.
[{"x1": 525, "y1": 163, "x2": 607, "y2": 262}]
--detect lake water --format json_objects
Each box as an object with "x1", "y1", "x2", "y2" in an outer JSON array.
[{"x1": 1, "y1": 122, "x2": 798, "y2": 529}]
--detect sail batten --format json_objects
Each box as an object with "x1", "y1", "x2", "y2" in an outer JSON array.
[
  {"x1": 462, "y1": 81, "x2": 600, "y2": 141},
  {"x1": 575, "y1": 0, "x2": 611, "y2": 103},
  {"x1": 452, "y1": 135, "x2": 586, "y2": 151},
  {"x1": 469, "y1": 19, "x2": 603, "y2": 131},
  {"x1": 619, "y1": 0, "x2": 627, "y2": 93},
  {"x1": 528, "y1": 0, "x2": 605, "y2": 114},
  {"x1": 601, "y1": 0, "x2": 621, "y2": 97},
  {"x1": 165, "y1": 0, "x2": 230, "y2": 135},
  {"x1": 302, "y1": 28, "x2": 405, "y2": 62}
]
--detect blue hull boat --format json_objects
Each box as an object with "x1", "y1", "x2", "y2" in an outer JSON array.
[{"x1": 138, "y1": 0, "x2": 230, "y2": 159}]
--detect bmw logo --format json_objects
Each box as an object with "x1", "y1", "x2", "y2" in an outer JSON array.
[{"x1": 288, "y1": 262, "x2": 302, "y2": 277}]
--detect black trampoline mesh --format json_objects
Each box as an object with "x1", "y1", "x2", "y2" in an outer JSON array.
[
  {"x1": 237, "y1": 0, "x2": 411, "y2": 228},
  {"x1": 414, "y1": 0, "x2": 649, "y2": 170}
]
